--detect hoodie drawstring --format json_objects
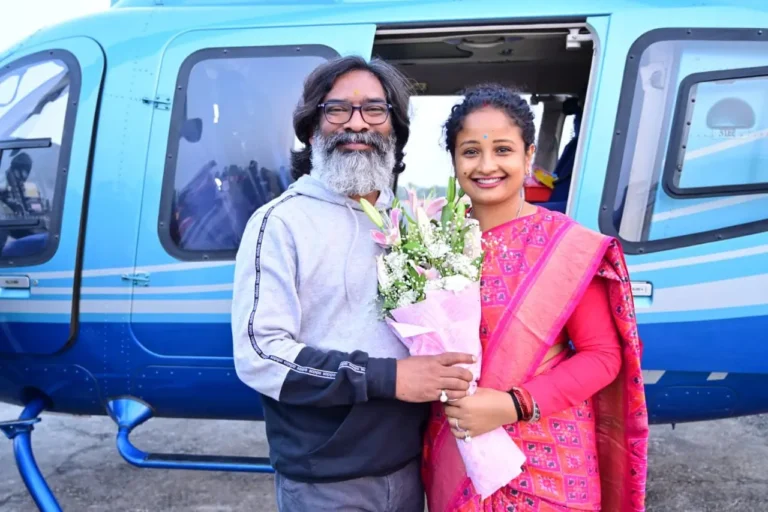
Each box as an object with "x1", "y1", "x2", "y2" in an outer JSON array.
[{"x1": 344, "y1": 202, "x2": 359, "y2": 307}]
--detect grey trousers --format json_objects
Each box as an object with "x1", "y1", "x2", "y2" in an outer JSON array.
[{"x1": 274, "y1": 459, "x2": 425, "y2": 512}]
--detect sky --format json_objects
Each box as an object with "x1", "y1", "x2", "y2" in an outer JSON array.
[{"x1": 0, "y1": 0, "x2": 110, "y2": 54}]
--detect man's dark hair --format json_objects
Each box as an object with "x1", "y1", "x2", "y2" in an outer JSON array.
[{"x1": 291, "y1": 56, "x2": 414, "y2": 180}]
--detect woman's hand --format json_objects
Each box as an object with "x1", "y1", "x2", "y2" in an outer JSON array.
[{"x1": 444, "y1": 387, "x2": 519, "y2": 440}]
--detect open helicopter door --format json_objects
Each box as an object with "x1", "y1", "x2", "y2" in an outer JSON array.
[
  {"x1": 570, "y1": 7, "x2": 768, "y2": 421},
  {"x1": 128, "y1": 23, "x2": 375, "y2": 413},
  {"x1": 0, "y1": 38, "x2": 104, "y2": 355}
]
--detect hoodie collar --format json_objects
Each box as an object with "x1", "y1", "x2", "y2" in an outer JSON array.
[{"x1": 289, "y1": 174, "x2": 395, "y2": 211}]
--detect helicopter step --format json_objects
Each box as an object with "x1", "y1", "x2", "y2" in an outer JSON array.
[
  {"x1": 106, "y1": 397, "x2": 274, "y2": 473},
  {"x1": 0, "y1": 398, "x2": 63, "y2": 512}
]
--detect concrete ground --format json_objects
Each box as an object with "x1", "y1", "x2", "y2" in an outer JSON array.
[{"x1": 1, "y1": 403, "x2": 767, "y2": 511}]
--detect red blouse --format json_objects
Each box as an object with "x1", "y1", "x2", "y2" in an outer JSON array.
[{"x1": 523, "y1": 275, "x2": 623, "y2": 417}]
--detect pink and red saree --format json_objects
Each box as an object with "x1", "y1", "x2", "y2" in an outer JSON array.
[{"x1": 422, "y1": 208, "x2": 649, "y2": 511}]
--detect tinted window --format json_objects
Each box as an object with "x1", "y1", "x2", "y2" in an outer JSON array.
[
  {"x1": 672, "y1": 75, "x2": 768, "y2": 191},
  {"x1": 0, "y1": 57, "x2": 71, "y2": 262},
  {"x1": 604, "y1": 37, "x2": 768, "y2": 248},
  {"x1": 163, "y1": 49, "x2": 330, "y2": 256}
]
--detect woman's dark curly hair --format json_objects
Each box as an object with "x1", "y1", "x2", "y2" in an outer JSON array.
[
  {"x1": 290, "y1": 56, "x2": 414, "y2": 180},
  {"x1": 443, "y1": 83, "x2": 536, "y2": 158}
]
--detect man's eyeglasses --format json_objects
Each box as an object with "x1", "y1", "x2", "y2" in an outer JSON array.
[{"x1": 318, "y1": 101, "x2": 392, "y2": 125}]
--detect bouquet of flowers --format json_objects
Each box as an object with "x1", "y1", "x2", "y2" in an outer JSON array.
[{"x1": 360, "y1": 177, "x2": 526, "y2": 499}]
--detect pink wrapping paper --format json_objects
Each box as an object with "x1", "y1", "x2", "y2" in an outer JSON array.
[{"x1": 386, "y1": 281, "x2": 527, "y2": 499}]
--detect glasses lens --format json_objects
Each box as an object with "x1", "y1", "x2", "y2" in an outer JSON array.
[
  {"x1": 362, "y1": 103, "x2": 388, "y2": 124},
  {"x1": 324, "y1": 103, "x2": 352, "y2": 123},
  {"x1": 322, "y1": 102, "x2": 389, "y2": 124}
]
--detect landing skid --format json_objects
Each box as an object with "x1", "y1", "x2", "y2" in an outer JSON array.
[
  {"x1": 0, "y1": 397, "x2": 273, "y2": 511},
  {"x1": 0, "y1": 398, "x2": 62, "y2": 512},
  {"x1": 106, "y1": 397, "x2": 274, "y2": 473}
]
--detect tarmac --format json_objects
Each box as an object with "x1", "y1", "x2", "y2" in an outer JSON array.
[{"x1": 1, "y1": 403, "x2": 767, "y2": 511}]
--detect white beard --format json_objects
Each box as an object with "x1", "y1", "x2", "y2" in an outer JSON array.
[{"x1": 310, "y1": 129, "x2": 396, "y2": 197}]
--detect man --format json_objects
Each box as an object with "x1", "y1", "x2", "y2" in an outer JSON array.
[{"x1": 231, "y1": 56, "x2": 474, "y2": 511}]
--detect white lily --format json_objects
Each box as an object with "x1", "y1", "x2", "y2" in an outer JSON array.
[
  {"x1": 443, "y1": 274, "x2": 472, "y2": 292},
  {"x1": 376, "y1": 254, "x2": 392, "y2": 292},
  {"x1": 464, "y1": 219, "x2": 484, "y2": 260}
]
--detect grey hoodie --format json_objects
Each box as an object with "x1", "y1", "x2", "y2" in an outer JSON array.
[{"x1": 232, "y1": 174, "x2": 429, "y2": 482}]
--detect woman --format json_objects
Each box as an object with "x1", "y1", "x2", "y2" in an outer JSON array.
[{"x1": 422, "y1": 84, "x2": 649, "y2": 511}]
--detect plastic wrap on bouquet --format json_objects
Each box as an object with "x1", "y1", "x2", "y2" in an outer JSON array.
[{"x1": 386, "y1": 281, "x2": 526, "y2": 499}]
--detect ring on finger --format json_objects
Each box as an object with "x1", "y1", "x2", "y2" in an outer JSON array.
[
  {"x1": 440, "y1": 389, "x2": 448, "y2": 403},
  {"x1": 463, "y1": 431, "x2": 472, "y2": 443}
]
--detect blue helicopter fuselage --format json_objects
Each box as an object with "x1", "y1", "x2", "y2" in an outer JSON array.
[{"x1": 1, "y1": 0, "x2": 768, "y2": 427}]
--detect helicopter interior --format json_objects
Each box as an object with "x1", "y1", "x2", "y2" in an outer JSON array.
[
  {"x1": 163, "y1": 24, "x2": 595, "y2": 254},
  {"x1": 0, "y1": 60, "x2": 68, "y2": 260},
  {"x1": 372, "y1": 24, "x2": 595, "y2": 212}
]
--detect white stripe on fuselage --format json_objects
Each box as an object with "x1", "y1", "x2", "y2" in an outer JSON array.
[
  {"x1": 32, "y1": 283, "x2": 234, "y2": 296},
  {"x1": 645, "y1": 273, "x2": 768, "y2": 313},
  {"x1": 628, "y1": 244, "x2": 768, "y2": 273},
  {"x1": 25, "y1": 260, "x2": 235, "y2": 280},
  {"x1": 0, "y1": 299, "x2": 232, "y2": 314}
]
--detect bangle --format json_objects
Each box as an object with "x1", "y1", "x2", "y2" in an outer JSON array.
[
  {"x1": 508, "y1": 391, "x2": 523, "y2": 421},
  {"x1": 530, "y1": 399, "x2": 541, "y2": 422},
  {"x1": 509, "y1": 387, "x2": 541, "y2": 422},
  {"x1": 509, "y1": 387, "x2": 532, "y2": 421}
]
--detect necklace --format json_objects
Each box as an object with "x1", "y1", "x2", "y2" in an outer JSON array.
[
  {"x1": 514, "y1": 187, "x2": 525, "y2": 219},
  {"x1": 515, "y1": 197, "x2": 524, "y2": 219}
]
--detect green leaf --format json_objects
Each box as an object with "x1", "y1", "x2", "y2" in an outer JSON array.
[
  {"x1": 440, "y1": 204, "x2": 453, "y2": 227},
  {"x1": 403, "y1": 241, "x2": 424, "y2": 253},
  {"x1": 360, "y1": 198, "x2": 384, "y2": 228},
  {"x1": 447, "y1": 176, "x2": 456, "y2": 204},
  {"x1": 456, "y1": 202, "x2": 466, "y2": 228},
  {"x1": 383, "y1": 297, "x2": 398, "y2": 310}
]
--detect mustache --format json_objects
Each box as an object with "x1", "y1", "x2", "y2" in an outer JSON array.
[{"x1": 321, "y1": 131, "x2": 390, "y2": 155}]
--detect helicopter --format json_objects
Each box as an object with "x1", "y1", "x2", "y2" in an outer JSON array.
[{"x1": 2, "y1": 0, "x2": 768, "y2": 509}]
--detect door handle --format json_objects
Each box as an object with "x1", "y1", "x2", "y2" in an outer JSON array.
[
  {"x1": 631, "y1": 281, "x2": 652, "y2": 297},
  {"x1": 0, "y1": 275, "x2": 31, "y2": 298},
  {"x1": 631, "y1": 281, "x2": 653, "y2": 308},
  {"x1": 0, "y1": 276, "x2": 30, "y2": 289},
  {"x1": 121, "y1": 272, "x2": 150, "y2": 286}
]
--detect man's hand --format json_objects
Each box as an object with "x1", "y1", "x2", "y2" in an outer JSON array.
[{"x1": 395, "y1": 352, "x2": 476, "y2": 403}]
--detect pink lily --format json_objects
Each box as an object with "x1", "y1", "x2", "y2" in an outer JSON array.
[
  {"x1": 370, "y1": 208, "x2": 402, "y2": 247},
  {"x1": 423, "y1": 197, "x2": 447, "y2": 220},
  {"x1": 411, "y1": 263, "x2": 441, "y2": 280},
  {"x1": 404, "y1": 188, "x2": 447, "y2": 221}
]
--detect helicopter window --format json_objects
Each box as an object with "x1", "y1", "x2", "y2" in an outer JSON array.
[
  {"x1": 600, "y1": 32, "x2": 768, "y2": 253},
  {"x1": 666, "y1": 72, "x2": 768, "y2": 194},
  {"x1": 0, "y1": 56, "x2": 71, "y2": 263},
  {"x1": 160, "y1": 47, "x2": 334, "y2": 258}
]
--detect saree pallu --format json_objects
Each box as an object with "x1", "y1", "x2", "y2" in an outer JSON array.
[{"x1": 422, "y1": 209, "x2": 649, "y2": 511}]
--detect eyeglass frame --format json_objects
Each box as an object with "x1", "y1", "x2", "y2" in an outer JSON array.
[{"x1": 317, "y1": 100, "x2": 393, "y2": 125}]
